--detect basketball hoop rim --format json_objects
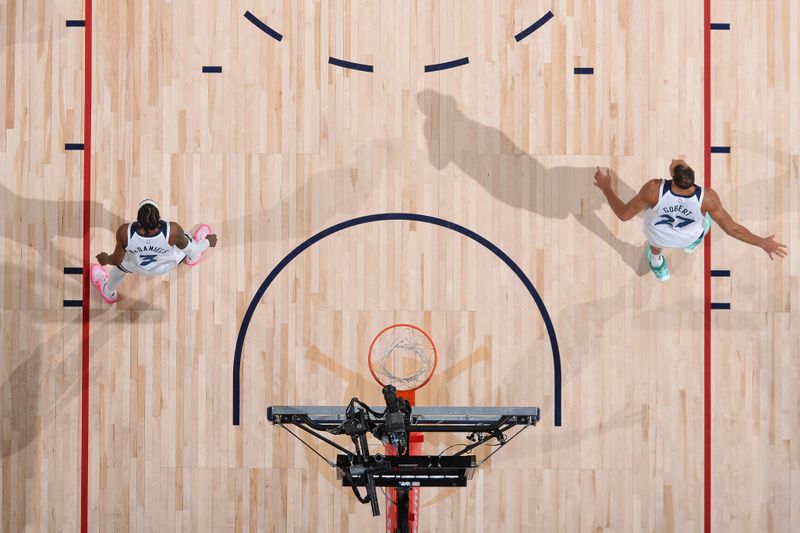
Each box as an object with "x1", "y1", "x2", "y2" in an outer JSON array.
[{"x1": 367, "y1": 323, "x2": 438, "y2": 392}]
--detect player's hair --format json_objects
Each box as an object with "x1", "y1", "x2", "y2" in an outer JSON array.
[
  {"x1": 137, "y1": 202, "x2": 160, "y2": 231},
  {"x1": 672, "y1": 165, "x2": 695, "y2": 189}
]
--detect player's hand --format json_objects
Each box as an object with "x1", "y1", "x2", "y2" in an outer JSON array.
[
  {"x1": 761, "y1": 235, "x2": 787, "y2": 260},
  {"x1": 206, "y1": 234, "x2": 218, "y2": 247},
  {"x1": 96, "y1": 252, "x2": 110, "y2": 266},
  {"x1": 593, "y1": 167, "x2": 612, "y2": 192}
]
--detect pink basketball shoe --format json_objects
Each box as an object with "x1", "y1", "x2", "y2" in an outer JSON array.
[{"x1": 90, "y1": 264, "x2": 119, "y2": 304}]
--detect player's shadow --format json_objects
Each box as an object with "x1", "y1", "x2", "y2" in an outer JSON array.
[
  {"x1": 0, "y1": 180, "x2": 126, "y2": 269},
  {"x1": 0, "y1": 307, "x2": 159, "y2": 533},
  {"x1": 218, "y1": 139, "x2": 389, "y2": 247},
  {"x1": 416, "y1": 90, "x2": 648, "y2": 276},
  {"x1": 304, "y1": 340, "x2": 491, "y2": 408},
  {"x1": 0, "y1": 181, "x2": 126, "y2": 235},
  {"x1": 0, "y1": 180, "x2": 157, "y2": 310},
  {"x1": 1, "y1": 260, "x2": 161, "y2": 315},
  {"x1": 0, "y1": 305, "x2": 159, "y2": 459}
]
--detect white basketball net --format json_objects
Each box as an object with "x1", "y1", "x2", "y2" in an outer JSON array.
[{"x1": 369, "y1": 325, "x2": 436, "y2": 391}]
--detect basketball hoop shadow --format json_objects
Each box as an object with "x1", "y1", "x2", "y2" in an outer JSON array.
[{"x1": 304, "y1": 342, "x2": 491, "y2": 407}]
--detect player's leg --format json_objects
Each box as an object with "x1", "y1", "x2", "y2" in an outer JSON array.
[
  {"x1": 645, "y1": 243, "x2": 670, "y2": 281},
  {"x1": 104, "y1": 266, "x2": 126, "y2": 296}
]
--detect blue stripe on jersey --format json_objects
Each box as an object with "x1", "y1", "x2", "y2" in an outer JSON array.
[{"x1": 668, "y1": 182, "x2": 700, "y2": 199}]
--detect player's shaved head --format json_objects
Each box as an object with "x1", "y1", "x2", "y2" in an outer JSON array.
[{"x1": 672, "y1": 165, "x2": 695, "y2": 190}]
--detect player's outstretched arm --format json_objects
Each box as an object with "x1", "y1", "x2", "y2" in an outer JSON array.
[
  {"x1": 703, "y1": 188, "x2": 788, "y2": 260},
  {"x1": 593, "y1": 167, "x2": 658, "y2": 222},
  {"x1": 96, "y1": 225, "x2": 128, "y2": 266}
]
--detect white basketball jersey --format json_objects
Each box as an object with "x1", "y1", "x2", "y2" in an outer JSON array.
[
  {"x1": 119, "y1": 220, "x2": 186, "y2": 275},
  {"x1": 643, "y1": 180, "x2": 706, "y2": 248}
]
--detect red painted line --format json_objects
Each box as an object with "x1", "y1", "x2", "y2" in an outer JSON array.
[
  {"x1": 703, "y1": 0, "x2": 712, "y2": 531},
  {"x1": 81, "y1": 0, "x2": 93, "y2": 531}
]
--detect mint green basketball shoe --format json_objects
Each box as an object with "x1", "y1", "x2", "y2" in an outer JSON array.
[{"x1": 646, "y1": 244, "x2": 670, "y2": 282}]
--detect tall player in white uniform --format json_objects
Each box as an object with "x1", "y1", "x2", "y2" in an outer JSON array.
[
  {"x1": 594, "y1": 159, "x2": 787, "y2": 281},
  {"x1": 90, "y1": 199, "x2": 218, "y2": 303}
]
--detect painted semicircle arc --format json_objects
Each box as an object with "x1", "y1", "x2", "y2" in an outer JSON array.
[{"x1": 232, "y1": 212, "x2": 562, "y2": 427}]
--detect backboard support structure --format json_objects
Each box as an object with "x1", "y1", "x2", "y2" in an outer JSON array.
[
  {"x1": 267, "y1": 325, "x2": 540, "y2": 532},
  {"x1": 267, "y1": 404, "x2": 540, "y2": 532}
]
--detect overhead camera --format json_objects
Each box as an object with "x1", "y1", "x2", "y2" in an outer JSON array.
[{"x1": 379, "y1": 385, "x2": 412, "y2": 455}]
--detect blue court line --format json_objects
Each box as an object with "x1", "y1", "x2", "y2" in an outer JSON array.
[
  {"x1": 710, "y1": 302, "x2": 731, "y2": 310},
  {"x1": 64, "y1": 300, "x2": 82, "y2": 307},
  {"x1": 66, "y1": 20, "x2": 85, "y2": 27},
  {"x1": 424, "y1": 57, "x2": 469, "y2": 72},
  {"x1": 65, "y1": 143, "x2": 84, "y2": 150},
  {"x1": 232, "y1": 213, "x2": 562, "y2": 427},
  {"x1": 202, "y1": 66, "x2": 222, "y2": 73},
  {"x1": 515, "y1": 11, "x2": 554, "y2": 42},
  {"x1": 64, "y1": 267, "x2": 83, "y2": 275},
  {"x1": 710, "y1": 23, "x2": 730, "y2": 30},
  {"x1": 710, "y1": 146, "x2": 730, "y2": 153},
  {"x1": 574, "y1": 67, "x2": 594, "y2": 75},
  {"x1": 328, "y1": 56, "x2": 374, "y2": 73},
  {"x1": 244, "y1": 10, "x2": 283, "y2": 42},
  {"x1": 710, "y1": 270, "x2": 730, "y2": 277}
]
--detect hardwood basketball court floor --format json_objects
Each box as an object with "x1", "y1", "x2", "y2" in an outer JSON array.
[{"x1": 1, "y1": 1, "x2": 798, "y2": 531}]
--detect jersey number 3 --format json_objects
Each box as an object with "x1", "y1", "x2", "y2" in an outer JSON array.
[
  {"x1": 139, "y1": 254, "x2": 158, "y2": 266},
  {"x1": 655, "y1": 214, "x2": 693, "y2": 229}
]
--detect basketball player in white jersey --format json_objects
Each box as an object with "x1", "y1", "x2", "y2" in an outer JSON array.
[
  {"x1": 90, "y1": 199, "x2": 217, "y2": 303},
  {"x1": 594, "y1": 160, "x2": 787, "y2": 281}
]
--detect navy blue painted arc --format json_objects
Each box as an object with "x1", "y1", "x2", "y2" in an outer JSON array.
[
  {"x1": 243, "y1": 10, "x2": 283, "y2": 41},
  {"x1": 424, "y1": 57, "x2": 469, "y2": 72},
  {"x1": 64, "y1": 300, "x2": 82, "y2": 307},
  {"x1": 710, "y1": 146, "x2": 731, "y2": 153},
  {"x1": 710, "y1": 269, "x2": 731, "y2": 277},
  {"x1": 65, "y1": 143, "x2": 85, "y2": 150},
  {"x1": 710, "y1": 23, "x2": 730, "y2": 30},
  {"x1": 202, "y1": 66, "x2": 222, "y2": 73},
  {"x1": 328, "y1": 57, "x2": 374, "y2": 73},
  {"x1": 710, "y1": 302, "x2": 731, "y2": 310},
  {"x1": 65, "y1": 266, "x2": 83, "y2": 275},
  {"x1": 232, "y1": 213, "x2": 562, "y2": 427},
  {"x1": 574, "y1": 67, "x2": 594, "y2": 75},
  {"x1": 66, "y1": 20, "x2": 86, "y2": 27},
  {"x1": 515, "y1": 11, "x2": 554, "y2": 42}
]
